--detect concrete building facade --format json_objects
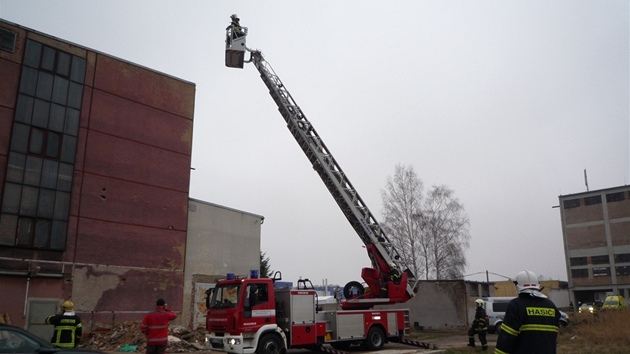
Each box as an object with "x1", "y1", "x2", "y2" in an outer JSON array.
[
  {"x1": 377, "y1": 280, "x2": 495, "y2": 330},
  {"x1": 559, "y1": 185, "x2": 630, "y2": 305},
  {"x1": 184, "y1": 199, "x2": 263, "y2": 329},
  {"x1": 492, "y1": 280, "x2": 570, "y2": 308}
]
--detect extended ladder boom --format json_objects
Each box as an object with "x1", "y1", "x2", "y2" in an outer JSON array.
[{"x1": 226, "y1": 23, "x2": 416, "y2": 309}]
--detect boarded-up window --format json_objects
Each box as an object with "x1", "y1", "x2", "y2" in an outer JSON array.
[{"x1": 592, "y1": 267, "x2": 611, "y2": 277}]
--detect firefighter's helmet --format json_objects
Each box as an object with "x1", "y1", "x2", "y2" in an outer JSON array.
[
  {"x1": 514, "y1": 269, "x2": 540, "y2": 293},
  {"x1": 231, "y1": 14, "x2": 239, "y2": 20},
  {"x1": 61, "y1": 300, "x2": 74, "y2": 311},
  {"x1": 475, "y1": 299, "x2": 484, "y2": 308}
]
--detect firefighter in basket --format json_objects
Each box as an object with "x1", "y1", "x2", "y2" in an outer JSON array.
[{"x1": 228, "y1": 14, "x2": 244, "y2": 38}]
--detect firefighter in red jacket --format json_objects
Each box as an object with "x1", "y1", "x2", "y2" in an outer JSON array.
[
  {"x1": 141, "y1": 298, "x2": 177, "y2": 354},
  {"x1": 468, "y1": 298, "x2": 488, "y2": 350}
]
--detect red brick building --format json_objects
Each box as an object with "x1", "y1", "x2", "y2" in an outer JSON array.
[{"x1": 0, "y1": 19, "x2": 195, "y2": 337}]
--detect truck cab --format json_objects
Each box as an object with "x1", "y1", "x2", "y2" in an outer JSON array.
[{"x1": 206, "y1": 272, "x2": 281, "y2": 354}]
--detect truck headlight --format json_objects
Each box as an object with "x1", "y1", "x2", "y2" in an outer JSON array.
[{"x1": 228, "y1": 338, "x2": 241, "y2": 346}]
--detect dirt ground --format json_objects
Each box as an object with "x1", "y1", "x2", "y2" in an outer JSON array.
[
  {"x1": 92, "y1": 322, "x2": 498, "y2": 354},
  {"x1": 427, "y1": 332, "x2": 497, "y2": 350},
  {"x1": 153, "y1": 333, "x2": 499, "y2": 354},
  {"x1": 410, "y1": 334, "x2": 497, "y2": 352}
]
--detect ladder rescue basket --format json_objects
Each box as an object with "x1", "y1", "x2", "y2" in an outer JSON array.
[{"x1": 225, "y1": 26, "x2": 247, "y2": 68}]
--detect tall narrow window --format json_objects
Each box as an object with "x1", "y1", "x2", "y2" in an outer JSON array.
[{"x1": 1, "y1": 39, "x2": 85, "y2": 250}]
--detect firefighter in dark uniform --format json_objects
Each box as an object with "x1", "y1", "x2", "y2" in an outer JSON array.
[
  {"x1": 468, "y1": 298, "x2": 488, "y2": 350},
  {"x1": 45, "y1": 300, "x2": 82, "y2": 348},
  {"x1": 494, "y1": 269, "x2": 561, "y2": 354},
  {"x1": 228, "y1": 14, "x2": 244, "y2": 38},
  {"x1": 380, "y1": 263, "x2": 402, "y2": 297}
]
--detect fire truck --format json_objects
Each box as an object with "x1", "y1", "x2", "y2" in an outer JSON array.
[{"x1": 206, "y1": 18, "x2": 430, "y2": 354}]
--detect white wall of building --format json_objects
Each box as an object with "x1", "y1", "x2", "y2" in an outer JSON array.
[{"x1": 183, "y1": 199, "x2": 263, "y2": 327}]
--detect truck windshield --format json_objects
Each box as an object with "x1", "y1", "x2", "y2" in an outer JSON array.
[{"x1": 210, "y1": 284, "x2": 240, "y2": 308}]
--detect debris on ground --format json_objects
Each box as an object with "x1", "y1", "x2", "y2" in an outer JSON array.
[{"x1": 81, "y1": 321, "x2": 210, "y2": 352}]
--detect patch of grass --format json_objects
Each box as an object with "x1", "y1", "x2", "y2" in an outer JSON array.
[
  {"x1": 557, "y1": 310, "x2": 630, "y2": 354},
  {"x1": 409, "y1": 311, "x2": 630, "y2": 354}
]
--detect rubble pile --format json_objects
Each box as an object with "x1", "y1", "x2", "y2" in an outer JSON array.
[{"x1": 81, "y1": 321, "x2": 210, "y2": 352}]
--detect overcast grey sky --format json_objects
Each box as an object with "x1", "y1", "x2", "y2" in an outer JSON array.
[{"x1": 2, "y1": 1, "x2": 628, "y2": 286}]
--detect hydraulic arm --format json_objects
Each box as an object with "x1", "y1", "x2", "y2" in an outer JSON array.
[{"x1": 225, "y1": 20, "x2": 416, "y2": 309}]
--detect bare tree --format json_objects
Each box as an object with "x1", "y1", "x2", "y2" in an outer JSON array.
[
  {"x1": 381, "y1": 165, "x2": 470, "y2": 280},
  {"x1": 381, "y1": 164, "x2": 427, "y2": 280},
  {"x1": 423, "y1": 185, "x2": 470, "y2": 279}
]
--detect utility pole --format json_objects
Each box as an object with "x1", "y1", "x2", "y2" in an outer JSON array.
[{"x1": 584, "y1": 169, "x2": 589, "y2": 191}]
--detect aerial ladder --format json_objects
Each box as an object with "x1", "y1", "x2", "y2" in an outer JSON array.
[{"x1": 226, "y1": 19, "x2": 417, "y2": 310}]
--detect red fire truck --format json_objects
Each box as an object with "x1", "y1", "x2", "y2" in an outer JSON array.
[
  {"x1": 207, "y1": 17, "x2": 430, "y2": 354},
  {"x1": 206, "y1": 273, "x2": 412, "y2": 353}
]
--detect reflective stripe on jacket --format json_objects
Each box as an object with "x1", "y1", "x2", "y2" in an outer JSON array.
[
  {"x1": 46, "y1": 313, "x2": 82, "y2": 348},
  {"x1": 473, "y1": 307, "x2": 488, "y2": 331}
]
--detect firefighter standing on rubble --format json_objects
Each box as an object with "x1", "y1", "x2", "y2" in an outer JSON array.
[
  {"x1": 468, "y1": 298, "x2": 488, "y2": 351},
  {"x1": 45, "y1": 300, "x2": 82, "y2": 348},
  {"x1": 141, "y1": 298, "x2": 177, "y2": 354}
]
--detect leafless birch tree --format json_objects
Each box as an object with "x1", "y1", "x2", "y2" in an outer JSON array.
[
  {"x1": 423, "y1": 185, "x2": 470, "y2": 279},
  {"x1": 381, "y1": 164, "x2": 427, "y2": 280},
  {"x1": 381, "y1": 165, "x2": 470, "y2": 280}
]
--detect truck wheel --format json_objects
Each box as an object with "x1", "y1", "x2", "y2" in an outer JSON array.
[
  {"x1": 257, "y1": 334, "x2": 283, "y2": 354},
  {"x1": 343, "y1": 281, "x2": 365, "y2": 299},
  {"x1": 363, "y1": 327, "x2": 385, "y2": 351}
]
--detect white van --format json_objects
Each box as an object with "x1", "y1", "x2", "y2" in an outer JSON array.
[{"x1": 482, "y1": 297, "x2": 513, "y2": 334}]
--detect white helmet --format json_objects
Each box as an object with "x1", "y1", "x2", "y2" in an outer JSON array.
[
  {"x1": 475, "y1": 299, "x2": 484, "y2": 308},
  {"x1": 514, "y1": 269, "x2": 540, "y2": 293}
]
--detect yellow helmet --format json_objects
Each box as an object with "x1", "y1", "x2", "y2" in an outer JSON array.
[{"x1": 62, "y1": 300, "x2": 74, "y2": 311}]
